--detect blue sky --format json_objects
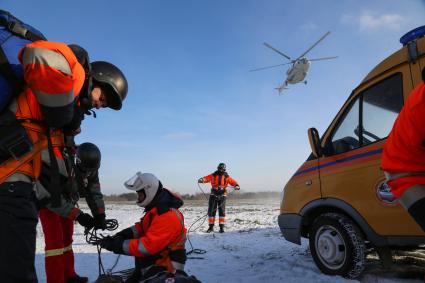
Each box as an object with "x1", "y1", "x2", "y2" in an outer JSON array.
[{"x1": 3, "y1": 1, "x2": 424, "y2": 195}]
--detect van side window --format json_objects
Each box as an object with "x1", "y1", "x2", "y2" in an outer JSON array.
[
  {"x1": 327, "y1": 98, "x2": 360, "y2": 155},
  {"x1": 325, "y1": 73, "x2": 404, "y2": 156},
  {"x1": 361, "y1": 73, "x2": 403, "y2": 145}
]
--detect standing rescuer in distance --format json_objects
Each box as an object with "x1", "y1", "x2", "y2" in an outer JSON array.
[{"x1": 198, "y1": 163, "x2": 240, "y2": 233}]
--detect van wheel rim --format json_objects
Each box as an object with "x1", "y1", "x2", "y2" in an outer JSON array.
[{"x1": 315, "y1": 225, "x2": 346, "y2": 269}]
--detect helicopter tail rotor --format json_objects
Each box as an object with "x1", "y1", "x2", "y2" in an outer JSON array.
[{"x1": 275, "y1": 81, "x2": 289, "y2": 94}]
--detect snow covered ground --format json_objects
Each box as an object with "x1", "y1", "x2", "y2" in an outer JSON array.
[{"x1": 35, "y1": 198, "x2": 424, "y2": 282}]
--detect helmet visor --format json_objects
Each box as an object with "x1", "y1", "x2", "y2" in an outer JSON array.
[{"x1": 124, "y1": 172, "x2": 144, "y2": 191}]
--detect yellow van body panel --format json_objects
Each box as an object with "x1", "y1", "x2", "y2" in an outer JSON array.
[{"x1": 281, "y1": 158, "x2": 321, "y2": 214}]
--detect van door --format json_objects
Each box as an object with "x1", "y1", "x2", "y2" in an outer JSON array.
[{"x1": 319, "y1": 71, "x2": 423, "y2": 236}]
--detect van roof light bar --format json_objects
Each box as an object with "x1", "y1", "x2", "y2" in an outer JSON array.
[{"x1": 400, "y1": 26, "x2": 425, "y2": 46}]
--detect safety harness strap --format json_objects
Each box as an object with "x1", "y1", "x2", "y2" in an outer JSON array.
[{"x1": 0, "y1": 137, "x2": 47, "y2": 183}]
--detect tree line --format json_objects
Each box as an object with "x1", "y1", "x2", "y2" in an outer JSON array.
[{"x1": 104, "y1": 191, "x2": 280, "y2": 202}]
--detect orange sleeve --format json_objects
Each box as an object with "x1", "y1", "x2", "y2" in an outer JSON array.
[
  {"x1": 227, "y1": 176, "x2": 238, "y2": 187},
  {"x1": 202, "y1": 174, "x2": 213, "y2": 183},
  {"x1": 128, "y1": 211, "x2": 182, "y2": 257}
]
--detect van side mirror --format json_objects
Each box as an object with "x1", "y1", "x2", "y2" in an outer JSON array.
[{"x1": 308, "y1": 127, "x2": 322, "y2": 158}]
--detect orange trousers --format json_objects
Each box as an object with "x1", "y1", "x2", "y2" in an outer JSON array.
[{"x1": 39, "y1": 208, "x2": 77, "y2": 283}]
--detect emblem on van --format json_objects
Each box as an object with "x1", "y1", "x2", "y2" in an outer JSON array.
[{"x1": 376, "y1": 180, "x2": 397, "y2": 204}]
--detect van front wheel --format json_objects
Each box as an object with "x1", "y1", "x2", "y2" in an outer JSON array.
[{"x1": 309, "y1": 212, "x2": 365, "y2": 278}]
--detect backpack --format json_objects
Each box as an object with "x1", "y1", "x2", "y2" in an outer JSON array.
[{"x1": 0, "y1": 10, "x2": 46, "y2": 112}]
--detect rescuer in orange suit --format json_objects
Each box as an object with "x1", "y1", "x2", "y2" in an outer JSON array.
[
  {"x1": 0, "y1": 41, "x2": 128, "y2": 283},
  {"x1": 382, "y1": 67, "x2": 425, "y2": 232},
  {"x1": 100, "y1": 172, "x2": 200, "y2": 283},
  {"x1": 198, "y1": 163, "x2": 240, "y2": 233}
]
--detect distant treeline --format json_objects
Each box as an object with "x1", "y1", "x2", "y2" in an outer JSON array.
[{"x1": 104, "y1": 191, "x2": 280, "y2": 202}]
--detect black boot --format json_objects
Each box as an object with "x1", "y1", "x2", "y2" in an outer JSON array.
[
  {"x1": 65, "y1": 275, "x2": 88, "y2": 283},
  {"x1": 219, "y1": 224, "x2": 225, "y2": 233},
  {"x1": 206, "y1": 224, "x2": 214, "y2": 233}
]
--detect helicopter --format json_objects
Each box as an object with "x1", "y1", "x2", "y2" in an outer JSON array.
[{"x1": 250, "y1": 31, "x2": 337, "y2": 93}]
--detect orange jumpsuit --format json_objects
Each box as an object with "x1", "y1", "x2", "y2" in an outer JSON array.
[
  {"x1": 121, "y1": 189, "x2": 187, "y2": 280},
  {"x1": 201, "y1": 171, "x2": 238, "y2": 226}
]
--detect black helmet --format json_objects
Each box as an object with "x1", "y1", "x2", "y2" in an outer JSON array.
[
  {"x1": 77, "y1": 142, "x2": 101, "y2": 172},
  {"x1": 91, "y1": 61, "x2": 128, "y2": 110},
  {"x1": 217, "y1": 163, "x2": 226, "y2": 172}
]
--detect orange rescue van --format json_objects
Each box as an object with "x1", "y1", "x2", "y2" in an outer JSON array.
[{"x1": 278, "y1": 26, "x2": 425, "y2": 278}]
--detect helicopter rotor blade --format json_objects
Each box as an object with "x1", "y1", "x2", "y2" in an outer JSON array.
[
  {"x1": 296, "y1": 31, "x2": 331, "y2": 60},
  {"x1": 309, "y1": 56, "x2": 338, "y2": 62},
  {"x1": 249, "y1": 62, "x2": 292, "y2": 72},
  {"x1": 263, "y1": 43, "x2": 292, "y2": 60}
]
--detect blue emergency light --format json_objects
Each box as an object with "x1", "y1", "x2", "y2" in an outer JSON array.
[{"x1": 400, "y1": 25, "x2": 425, "y2": 46}]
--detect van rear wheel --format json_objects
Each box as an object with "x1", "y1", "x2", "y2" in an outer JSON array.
[{"x1": 309, "y1": 212, "x2": 365, "y2": 278}]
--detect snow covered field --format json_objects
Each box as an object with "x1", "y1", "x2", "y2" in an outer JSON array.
[{"x1": 35, "y1": 198, "x2": 424, "y2": 282}]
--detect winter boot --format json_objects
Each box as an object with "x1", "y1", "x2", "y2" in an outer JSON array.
[
  {"x1": 219, "y1": 224, "x2": 225, "y2": 233},
  {"x1": 206, "y1": 224, "x2": 214, "y2": 233},
  {"x1": 65, "y1": 275, "x2": 89, "y2": 283}
]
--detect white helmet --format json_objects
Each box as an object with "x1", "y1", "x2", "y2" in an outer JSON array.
[{"x1": 124, "y1": 172, "x2": 160, "y2": 207}]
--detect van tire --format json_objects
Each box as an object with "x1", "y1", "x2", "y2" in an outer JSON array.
[{"x1": 309, "y1": 212, "x2": 366, "y2": 278}]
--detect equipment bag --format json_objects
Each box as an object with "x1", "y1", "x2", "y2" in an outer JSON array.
[{"x1": 0, "y1": 10, "x2": 46, "y2": 112}]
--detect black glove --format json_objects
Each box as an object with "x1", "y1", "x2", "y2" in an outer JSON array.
[
  {"x1": 94, "y1": 213, "x2": 107, "y2": 230},
  {"x1": 234, "y1": 185, "x2": 240, "y2": 190},
  {"x1": 115, "y1": 227, "x2": 134, "y2": 240},
  {"x1": 198, "y1": 178, "x2": 203, "y2": 183},
  {"x1": 76, "y1": 212, "x2": 94, "y2": 229},
  {"x1": 100, "y1": 236, "x2": 124, "y2": 254}
]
